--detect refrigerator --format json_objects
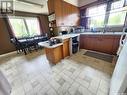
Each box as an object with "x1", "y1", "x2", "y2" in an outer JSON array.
[
  {"x1": 110, "y1": 41, "x2": 127, "y2": 95},
  {"x1": 0, "y1": 71, "x2": 11, "y2": 95}
]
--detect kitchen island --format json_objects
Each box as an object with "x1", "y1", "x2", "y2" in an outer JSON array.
[{"x1": 39, "y1": 34, "x2": 80, "y2": 64}]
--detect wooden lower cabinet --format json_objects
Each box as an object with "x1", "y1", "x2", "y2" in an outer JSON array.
[
  {"x1": 45, "y1": 45, "x2": 63, "y2": 64},
  {"x1": 80, "y1": 35, "x2": 120, "y2": 55},
  {"x1": 45, "y1": 38, "x2": 70, "y2": 64},
  {"x1": 62, "y1": 38, "x2": 70, "y2": 58}
]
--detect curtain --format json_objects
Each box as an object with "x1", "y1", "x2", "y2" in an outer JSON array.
[
  {"x1": 4, "y1": 17, "x2": 15, "y2": 38},
  {"x1": 80, "y1": 8, "x2": 88, "y2": 28},
  {"x1": 38, "y1": 16, "x2": 44, "y2": 35}
]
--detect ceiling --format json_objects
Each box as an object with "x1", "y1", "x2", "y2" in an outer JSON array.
[{"x1": 0, "y1": 0, "x2": 97, "y2": 14}]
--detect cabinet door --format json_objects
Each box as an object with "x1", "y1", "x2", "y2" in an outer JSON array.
[
  {"x1": 45, "y1": 48, "x2": 54, "y2": 63},
  {"x1": 55, "y1": 0, "x2": 63, "y2": 26},
  {"x1": 112, "y1": 36, "x2": 120, "y2": 55},
  {"x1": 71, "y1": 5, "x2": 80, "y2": 26},
  {"x1": 86, "y1": 36, "x2": 98, "y2": 51},
  {"x1": 80, "y1": 35, "x2": 85, "y2": 49},
  {"x1": 80, "y1": 35, "x2": 98, "y2": 51},
  {"x1": 53, "y1": 46, "x2": 63, "y2": 63},
  {"x1": 63, "y1": 39, "x2": 70, "y2": 58},
  {"x1": 95, "y1": 35, "x2": 120, "y2": 54},
  {"x1": 48, "y1": 0, "x2": 55, "y2": 14},
  {"x1": 99, "y1": 36, "x2": 114, "y2": 54},
  {"x1": 64, "y1": 3, "x2": 70, "y2": 26}
]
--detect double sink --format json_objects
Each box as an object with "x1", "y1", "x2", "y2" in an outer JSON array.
[{"x1": 46, "y1": 38, "x2": 62, "y2": 46}]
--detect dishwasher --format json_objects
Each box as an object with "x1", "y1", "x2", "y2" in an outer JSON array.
[{"x1": 69, "y1": 36, "x2": 79, "y2": 55}]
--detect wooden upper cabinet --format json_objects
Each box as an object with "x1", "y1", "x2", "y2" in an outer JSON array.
[
  {"x1": 48, "y1": 0, "x2": 55, "y2": 14},
  {"x1": 54, "y1": 0, "x2": 63, "y2": 26},
  {"x1": 61, "y1": 1, "x2": 66, "y2": 25},
  {"x1": 48, "y1": 0, "x2": 79, "y2": 27},
  {"x1": 61, "y1": 2, "x2": 79, "y2": 26}
]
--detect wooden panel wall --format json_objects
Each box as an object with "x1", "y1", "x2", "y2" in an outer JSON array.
[{"x1": 0, "y1": 18, "x2": 16, "y2": 55}]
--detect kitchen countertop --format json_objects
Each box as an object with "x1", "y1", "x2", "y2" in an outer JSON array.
[
  {"x1": 38, "y1": 34, "x2": 79, "y2": 48},
  {"x1": 38, "y1": 41, "x2": 63, "y2": 48},
  {"x1": 38, "y1": 32, "x2": 122, "y2": 48},
  {"x1": 75, "y1": 32, "x2": 123, "y2": 35},
  {"x1": 53, "y1": 34, "x2": 80, "y2": 40}
]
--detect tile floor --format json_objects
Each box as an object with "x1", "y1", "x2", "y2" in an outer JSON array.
[{"x1": 0, "y1": 49, "x2": 115, "y2": 95}]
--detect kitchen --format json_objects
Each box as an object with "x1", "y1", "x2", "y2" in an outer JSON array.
[{"x1": 0, "y1": 0, "x2": 127, "y2": 95}]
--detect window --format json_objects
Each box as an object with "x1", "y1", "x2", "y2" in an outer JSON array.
[
  {"x1": 87, "y1": 4, "x2": 106, "y2": 17},
  {"x1": 107, "y1": 0, "x2": 126, "y2": 26},
  {"x1": 111, "y1": 0, "x2": 124, "y2": 10},
  {"x1": 9, "y1": 17, "x2": 41, "y2": 38},
  {"x1": 25, "y1": 19, "x2": 41, "y2": 37},
  {"x1": 88, "y1": 15, "x2": 105, "y2": 28},
  {"x1": 86, "y1": 4, "x2": 106, "y2": 28},
  {"x1": 9, "y1": 18, "x2": 28, "y2": 38},
  {"x1": 108, "y1": 11, "x2": 126, "y2": 26},
  {"x1": 85, "y1": 0, "x2": 126, "y2": 28}
]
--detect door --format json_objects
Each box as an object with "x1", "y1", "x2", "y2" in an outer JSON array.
[{"x1": 110, "y1": 41, "x2": 127, "y2": 95}]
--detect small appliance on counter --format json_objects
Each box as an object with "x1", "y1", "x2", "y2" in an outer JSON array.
[
  {"x1": 61, "y1": 31, "x2": 68, "y2": 35},
  {"x1": 73, "y1": 26, "x2": 85, "y2": 33}
]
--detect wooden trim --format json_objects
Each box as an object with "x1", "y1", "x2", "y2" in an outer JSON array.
[{"x1": 79, "y1": 0, "x2": 108, "y2": 9}]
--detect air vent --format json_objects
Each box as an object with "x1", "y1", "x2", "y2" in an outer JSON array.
[{"x1": 17, "y1": 0, "x2": 44, "y2": 7}]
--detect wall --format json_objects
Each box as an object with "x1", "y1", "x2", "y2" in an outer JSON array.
[
  {"x1": 39, "y1": 15, "x2": 50, "y2": 34},
  {"x1": 0, "y1": 18, "x2": 15, "y2": 55},
  {"x1": 0, "y1": 12, "x2": 49, "y2": 55}
]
